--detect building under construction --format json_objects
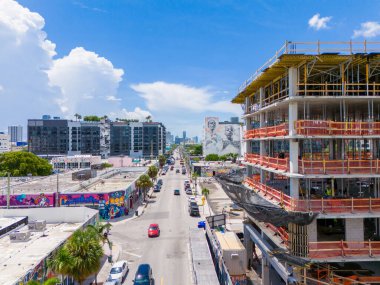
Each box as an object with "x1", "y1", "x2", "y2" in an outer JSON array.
[{"x1": 232, "y1": 41, "x2": 380, "y2": 284}]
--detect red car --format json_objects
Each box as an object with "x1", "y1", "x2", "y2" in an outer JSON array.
[{"x1": 148, "y1": 224, "x2": 160, "y2": 238}]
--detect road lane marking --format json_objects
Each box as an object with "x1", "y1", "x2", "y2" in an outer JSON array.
[
  {"x1": 123, "y1": 251, "x2": 142, "y2": 258},
  {"x1": 161, "y1": 276, "x2": 164, "y2": 285}
]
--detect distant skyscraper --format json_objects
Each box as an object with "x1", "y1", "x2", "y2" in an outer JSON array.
[
  {"x1": 8, "y1": 125, "x2": 23, "y2": 142},
  {"x1": 230, "y1": 117, "x2": 239, "y2": 124},
  {"x1": 183, "y1": 131, "x2": 186, "y2": 139}
]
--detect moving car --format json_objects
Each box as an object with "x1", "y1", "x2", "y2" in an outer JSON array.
[
  {"x1": 148, "y1": 223, "x2": 160, "y2": 237},
  {"x1": 157, "y1": 179, "x2": 163, "y2": 185},
  {"x1": 176, "y1": 169, "x2": 180, "y2": 173},
  {"x1": 108, "y1": 260, "x2": 129, "y2": 284},
  {"x1": 189, "y1": 203, "x2": 200, "y2": 217},
  {"x1": 174, "y1": 189, "x2": 180, "y2": 195},
  {"x1": 133, "y1": 264, "x2": 153, "y2": 285},
  {"x1": 170, "y1": 165, "x2": 174, "y2": 170}
]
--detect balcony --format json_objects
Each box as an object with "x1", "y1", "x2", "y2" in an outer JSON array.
[
  {"x1": 299, "y1": 159, "x2": 380, "y2": 175},
  {"x1": 245, "y1": 154, "x2": 380, "y2": 175},
  {"x1": 308, "y1": 240, "x2": 380, "y2": 259},
  {"x1": 297, "y1": 82, "x2": 380, "y2": 97},
  {"x1": 295, "y1": 120, "x2": 380, "y2": 136},
  {"x1": 244, "y1": 123, "x2": 288, "y2": 139},
  {"x1": 245, "y1": 177, "x2": 380, "y2": 214},
  {"x1": 245, "y1": 153, "x2": 289, "y2": 172}
]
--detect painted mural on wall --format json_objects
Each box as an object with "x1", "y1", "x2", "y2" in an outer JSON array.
[
  {"x1": 0, "y1": 193, "x2": 54, "y2": 207},
  {"x1": 60, "y1": 190, "x2": 128, "y2": 220},
  {"x1": 203, "y1": 117, "x2": 241, "y2": 156}
]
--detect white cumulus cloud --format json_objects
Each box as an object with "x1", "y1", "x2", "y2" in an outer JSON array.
[
  {"x1": 308, "y1": 13, "x2": 332, "y2": 30},
  {"x1": 353, "y1": 21, "x2": 380, "y2": 38},
  {"x1": 48, "y1": 47, "x2": 124, "y2": 116},
  {"x1": 130, "y1": 81, "x2": 241, "y2": 115},
  {"x1": 109, "y1": 107, "x2": 153, "y2": 121},
  {"x1": 0, "y1": 0, "x2": 60, "y2": 131}
]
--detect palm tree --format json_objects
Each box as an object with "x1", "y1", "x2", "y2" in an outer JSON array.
[
  {"x1": 74, "y1": 113, "x2": 80, "y2": 121},
  {"x1": 202, "y1": 187, "x2": 210, "y2": 197},
  {"x1": 147, "y1": 165, "x2": 158, "y2": 182},
  {"x1": 158, "y1": 155, "x2": 166, "y2": 169},
  {"x1": 87, "y1": 222, "x2": 112, "y2": 250},
  {"x1": 145, "y1": 115, "x2": 152, "y2": 122},
  {"x1": 136, "y1": 174, "x2": 153, "y2": 201},
  {"x1": 48, "y1": 228, "x2": 103, "y2": 285}
]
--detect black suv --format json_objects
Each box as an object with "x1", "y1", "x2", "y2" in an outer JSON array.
[
  {"x1": 188, "y1": 202, "x2": 200, "y2": 217},
  {"x1": 133, "y1": 264, "x2": 153, "y2": 285}
]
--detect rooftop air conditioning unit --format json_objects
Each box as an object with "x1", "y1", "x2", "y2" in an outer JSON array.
[
  {"x1": 28, "y1": 220, "x2": 46, "y2": 231},
  {"x1": 9, "y1": 231, "x2": 31, "y2": 242}
]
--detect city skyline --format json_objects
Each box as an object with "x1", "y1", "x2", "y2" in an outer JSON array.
[{"x1": 2, "y1": 0, "x2": 380, "y2": 137}]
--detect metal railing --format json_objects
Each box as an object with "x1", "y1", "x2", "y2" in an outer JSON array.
[
  {"x1": 244, "y1": 177, "x2": 380, "y2": 214},
  {"x1": 296, "y1": 120, "x2": 380, "y2": 136},
  {"x1": 245, "y1": 153, "x2": 289, "y2": 171},
  {"x1": 297, "y1": 82, "x2": 380, "y2": 96},
  {"x1": 244, "y1": 123, "x2": 288, "y2": 139},
  {"x1": 238, "y1": 41, "x2": 380, "y2": 93},
  {"x1": 309, "y1": 240, "x2": 380, "y2": 259}
]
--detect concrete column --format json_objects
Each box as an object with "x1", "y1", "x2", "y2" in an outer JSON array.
[
  {"x1": 345, "y1": 218, "x2": 364, "y2": 241},
  {"x1": 244, "y1": 225, "x2": 253, "y2": 269},
  {"x1": 288, "y1": 67, "x2": 298, "y2": 97},
  {"x1": 289, "y1": 178, "x2": 299, "y2": 198},
  {"x1": 262, "y1": 257, "x2": 271, "y2": 285},
  {"x1": 307, "y1": 219, "x2": 318, "y2": 242},
  {"x1": 259, "y1": 87, "x2": 264, "y2": 109}
]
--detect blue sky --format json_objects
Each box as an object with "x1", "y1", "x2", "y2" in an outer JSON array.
[{"x1": 2, "y1": 0, "x2": 380, "y2": 137}]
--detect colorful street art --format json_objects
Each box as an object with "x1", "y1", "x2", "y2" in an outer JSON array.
[
  {"x1": 0, "y1": 193, "x2": 54, "y2": 207},
  {"x1": 60, "y1": 190, "x2": 129, "y2": 220}
]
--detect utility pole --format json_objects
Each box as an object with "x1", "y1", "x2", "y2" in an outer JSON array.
[
  {"x1": 56, "y1": 173, "x2": 59, "y2": 207},
  {"x1": 7, "y1": 173, "x2": 10, "y2": 209}
]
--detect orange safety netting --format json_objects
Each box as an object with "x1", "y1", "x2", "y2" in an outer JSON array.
[
  {"x1": 244, "y1": 177, "x2": 380, "y2": 214},
  {"x1": 308, "y1": 240, "x2": 380, "y2": 259},
  {"x1": 296, "y1": 120, "x2": 380, "y2": 136},
  {"x1": 299, "y1": 159, "x2": 380, "y2": 175},
  {"x1": 245, "y1": 153, "x2": 289, "y2": 171},
  {"x1": 244, "y1": 123, "x2": 288, "y2": 139}
]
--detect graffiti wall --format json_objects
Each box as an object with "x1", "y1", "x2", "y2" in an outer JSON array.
[
  {"x1": 0, "y1": 193, "x2": 54, "y2": 207},
  {"x1": 203, "y1": 117, "x2": 241, "y2": 156},
  {"x1": 60, "y1": 190, "x2": 129, "y2": 220}
]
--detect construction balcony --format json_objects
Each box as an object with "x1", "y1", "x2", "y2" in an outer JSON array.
[
  {"x1": 244, "y1": 153, "x2": 380, "y2": 176},
  {"x1": 244, "y1": 120, "x2": 380, "y2": 140},
  {"x1": 244, "y1": 177, "x2": 380, "y2": 215}
]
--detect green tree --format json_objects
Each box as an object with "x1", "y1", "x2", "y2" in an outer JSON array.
[
  {"x1": 136, "y1": 174, "x2": 153, "y2": 200},
  {"x1": 158, "y1": 155, "x2": 166, "y2": 168},
  {"x1": 48, "y1": 228, "x2": 103, "y2": 285},
  {"x1": 147, "y1": 165, "x2": 158, "y2": 181},
  {"x1": 202, "y1": 187, "x2": 210, "y2": 197},
  {"x1": 27, "y1": 277, "x2": 61, "y2": 285},
  {"x1": 0, "y1": 152, "x2": 52, "y2": 177},
  {"x1": 87, "y1": 222, "x2": 112, "y2": 250},
  {"x1": 219, "y1": 155, "x2": 228, "y2": 161},
  {"x1": 205, "y1": 154, "x2": 219, "y2": 161},
  {"x1": 83, "y1": 115, "x2": 101, "y2": 121}
]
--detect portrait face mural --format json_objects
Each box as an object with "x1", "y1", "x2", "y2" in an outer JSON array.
[{"x1": 203, "y1": 117, "x2": 240, "y2": 156}]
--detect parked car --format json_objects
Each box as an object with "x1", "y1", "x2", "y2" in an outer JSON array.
[
  {"x1": 104, "y1": 277, "x2": 121, "y2": 285},
  {"x1": 109, "y1": 260, "x2": 129, "y2": 284},
  {"x1": 148, "y1": 223, "x2": 160, "y2": 238},
  {"x1": 161, "y1": 171, "x2": 166, "y2": 175},
  {"x1": 182, "y1": 170, "x2": 186, "y2": 175},
  {"x1": 174, "y1": 189, "x2": 180, "y2": 195},
  {"x1": 153, "y1": 185, "x2": 160, "y2": 192},
  {"x1": 185, "y1": 188, "x2": 193, "y2": 195},
  {"x1": 133, "y1": 264, "x2": 153, "y2": 285}
]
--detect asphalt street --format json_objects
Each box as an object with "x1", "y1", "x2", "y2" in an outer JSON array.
[{"x1": 110, "y1": 156, "x2": 200, "y2": 285}]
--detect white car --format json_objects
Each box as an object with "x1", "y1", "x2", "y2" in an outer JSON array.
[{"x1": 108, "y1": 260, "x2": 129, "y2": 283}]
